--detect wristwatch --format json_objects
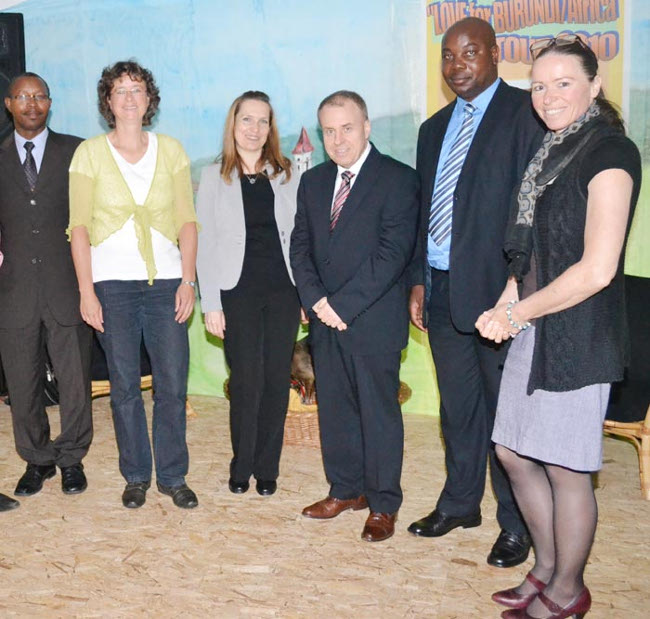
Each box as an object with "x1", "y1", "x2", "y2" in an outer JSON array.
[{"x1": 182, "y1": 281, "x2": 196, "y2": 288}]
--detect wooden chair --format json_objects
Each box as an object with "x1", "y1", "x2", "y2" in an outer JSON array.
[
  {"x1": 91, "y1": 377, "x2": 196, "y2": 418},
  {"x1": 603, "y1": 403, "x2": 650, "y2": 500}
]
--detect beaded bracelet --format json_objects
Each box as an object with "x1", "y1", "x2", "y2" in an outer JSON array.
[{"x1": 505, "y1": 300, "x2": 531, "y2": 331}]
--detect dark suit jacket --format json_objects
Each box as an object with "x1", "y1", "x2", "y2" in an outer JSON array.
[
  {"x1": 411, "y1": 81, "x2": 545, "y2": 332},
  {"x1": 0, "y1": 130, "x2": 83, "y2": 328},
  {"x1": 290, "y1": 144, "x2": 419, "y2": 355}
]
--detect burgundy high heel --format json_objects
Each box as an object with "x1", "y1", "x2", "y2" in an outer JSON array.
[
  {"x1": 492, "y1": 571, "x2": 547, "y2": 609},
  {"x1": 501, "y1": 587, "x2": 591, "y2": 619}
]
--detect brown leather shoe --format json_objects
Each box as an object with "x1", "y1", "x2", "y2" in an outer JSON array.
[
  {"x1": 302, "y1": 495, "x2": 368, "y2": 519},
  {"x1": 362, "y1": 511, "x2": 397, "y2": 542}
]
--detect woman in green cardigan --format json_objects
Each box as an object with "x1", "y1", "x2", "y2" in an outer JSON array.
[{"x1": 68, "y1": 60, "x2": 199, "y2": 510}]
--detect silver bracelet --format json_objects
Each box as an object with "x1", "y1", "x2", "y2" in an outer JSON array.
[
  {"x1": 505, "y1": 300, "x2": 531, "y2": 331},
  {"x1": 182, "y1": 281, "x2": 196, "y2": 288}
]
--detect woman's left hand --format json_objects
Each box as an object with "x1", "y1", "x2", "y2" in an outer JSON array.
[
  {"x1": 476, "y1": 303, "x2": 516, "y2": 343},
  {"x1": 175, "y1": 282, "x2": 195, "y2": 323}
]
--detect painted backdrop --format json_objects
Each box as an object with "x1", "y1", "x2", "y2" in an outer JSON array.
[{"x1": 2, "y1": 0, "x2": 647, "y2": 414}]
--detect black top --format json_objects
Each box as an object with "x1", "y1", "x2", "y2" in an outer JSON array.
[
  {"x1": 226, "y1": 174, "x2": 292, "y2": 295},
  {"x1": 527, "y1": 128, "x2": 642, "y2": 394}
]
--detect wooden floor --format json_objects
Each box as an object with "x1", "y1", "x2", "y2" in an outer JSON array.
[{"x1": 1, "y1": 393, "x2": 648, "y2": 618}]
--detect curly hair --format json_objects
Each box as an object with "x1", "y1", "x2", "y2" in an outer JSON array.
[
  {"x1": 97, "y1": 60, "x2": 160, "y2": 128},
  {"x1": 219, "y1": 91, "x2": 292, "y2": 184}
]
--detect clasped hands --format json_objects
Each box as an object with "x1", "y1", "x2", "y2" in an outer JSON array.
[
  {"x1": 312, "y1": 297, "x2": 347, "y2": 331},
  {"x1": 475, "y1": 301, "x2": 520, "y2": 344}
]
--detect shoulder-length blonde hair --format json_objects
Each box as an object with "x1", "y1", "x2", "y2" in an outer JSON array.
[{"x1": 219, "y1": 90, "x2": 292, "y2": 184}]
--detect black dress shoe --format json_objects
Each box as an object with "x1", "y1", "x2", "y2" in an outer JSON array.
[
  {"x1": 157, "y1": 482, "x2": 198, "y2": 509},
  {"x1": 14, "y1": 463, "x2": 56, "y2": 496},
  {"x1": 122, "y1": 481, "x2": 151, "y2": 509},
  {"x1": 255, "y1": 479, "x2": 277, "y2": 496},
  {"x1": 228, "y1": 479, "x2": 250, "y2": 494},
  {"x1": 407, "y1": 508, "x2": 482, "y2": 537},
  {"x1": 487, "y1": 529, "x2": 532, "y2": 568},
  {"x1": 61, "y1": 464, "x2": 88, "y2": 495},
  {"x1": 0, "y1": 492, "x2": 20, "y2": 512}
]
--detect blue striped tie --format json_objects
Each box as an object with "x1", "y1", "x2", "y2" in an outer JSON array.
[{"x1": 428, "y1": 102, "x2": 475, "y2": 245}]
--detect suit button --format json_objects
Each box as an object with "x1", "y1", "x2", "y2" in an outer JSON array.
[
  {"x1": 30, "y1": 199, "x2": 36, "y2": 206},
  {"x1": 31, "y1": 258, "x2": 37, "y2": 264},
  {"x1": 32, "y1": 229, "x2": 40, "y2": 234}
]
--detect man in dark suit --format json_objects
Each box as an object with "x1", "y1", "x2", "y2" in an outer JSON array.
[
  {"x1": 0, "y1": 72, "x2": 92, "y2": 497},
  {"x1": 291, "y1": 91, "x2": 419, "y2": 542},
  {"x1": 407, "y1": 18, "x2": 545, "y2": 567}
]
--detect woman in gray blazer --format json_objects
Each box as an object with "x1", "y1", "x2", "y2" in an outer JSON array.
[{"x1": 196, "y1": 91, "x2": 301, "y2": 496}]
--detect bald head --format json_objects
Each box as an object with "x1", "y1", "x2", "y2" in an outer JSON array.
[{"x1": 442, "y1": 17, "x2": 496, "y2": 49}]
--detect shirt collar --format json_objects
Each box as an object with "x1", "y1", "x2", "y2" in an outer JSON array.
[
  {"x1": 337, "y1": 141, "x2": 371, "y2": 177},
  {"x1": 14, "y1": 127, "x2": 49, "y2": 153},
  {"x1": 456, "y1": 77, "x2": 501, "y2": 114}
]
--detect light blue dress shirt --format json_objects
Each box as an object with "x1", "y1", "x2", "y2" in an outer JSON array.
[
  {"x1": 427, "y1": 78, "x2": 501, "y2": 270},
  {"x1": 14, "y1": 127, "x2": 49, "y2": 173}
]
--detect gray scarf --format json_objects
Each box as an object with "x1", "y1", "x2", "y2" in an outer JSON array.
[{"x1": 504, "y1": 101, "x2": 603, "y2": 279}]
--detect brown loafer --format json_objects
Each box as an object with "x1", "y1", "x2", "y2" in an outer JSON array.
[
  {"x1": 302, "y1": 495, "x2": 368, "y2": 519},
  {"x1": 362, "y1": 511, "x2": 397, "y2": 542}
]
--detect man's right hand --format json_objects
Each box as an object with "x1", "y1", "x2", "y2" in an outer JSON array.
[
  {"x1": 313, "y1": 297, "x2": 347, "y2": 331},
  {"x1": 409, "y1": 285, "x2": 427, "y2": 332}
]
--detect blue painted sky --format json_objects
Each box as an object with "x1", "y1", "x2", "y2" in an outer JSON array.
[
  {"x1": 7, "y1": 0, "x2": 423, "y2": 162},
  {"x1": 4, "y1": 0, "x2": 646, "y2": 160}
]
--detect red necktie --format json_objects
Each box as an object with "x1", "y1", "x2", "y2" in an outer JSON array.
[{"x1": 330, "y1": 170, "x2": 355, "y2": 231}]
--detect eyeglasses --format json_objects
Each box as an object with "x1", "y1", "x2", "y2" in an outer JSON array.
[
  {"x1": 530, "y1": 34, "x2": 590, "y2": 59},
  {"x1": 112, "y1": 87, "x2": 146, "y2": 98},
  {"x1": 11, "y1": 94, "x2": 50, "y2": 103}
]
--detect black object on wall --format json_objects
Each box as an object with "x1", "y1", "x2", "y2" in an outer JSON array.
[
  {"x1": 0, "y1": 13, "x2": 26, "y2": 141},
  {"x1": 606, "y1": 275, "x2": 650, "y2": 422}
]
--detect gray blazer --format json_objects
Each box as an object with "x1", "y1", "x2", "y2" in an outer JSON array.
[{"x1": 196, "y1": 162, "x2": 300, "y2": 312}]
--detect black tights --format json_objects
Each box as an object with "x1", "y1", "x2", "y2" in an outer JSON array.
[{"x1": 496, "y1": 445, "x2": 596, "y2": 617}]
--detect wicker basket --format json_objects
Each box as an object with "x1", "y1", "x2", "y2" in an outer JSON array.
[{"x1": 284, "y1": 389, "x2": 320, "y2": 449}]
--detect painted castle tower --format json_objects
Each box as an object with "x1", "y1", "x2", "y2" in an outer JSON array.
[{"x1": 292, "y1": 127, "x2": 314, "y2": 173}]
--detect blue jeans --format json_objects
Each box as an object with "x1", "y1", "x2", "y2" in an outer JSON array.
[{"x1": 95, "y1": 279, "x2": 189, "y2": 487}]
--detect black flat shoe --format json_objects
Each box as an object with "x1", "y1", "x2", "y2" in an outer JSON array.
[
  {"x1": 0, "y1": 492, "x2": 19, "y2": 512},
  {"x1": 122, "y1": 481, "x2": 151, "y2": 509},
  {"x1": 407, "y1": 508, "x2": 482, "y2": 537},
  {"x1": 488, "y1": 529, "x2": 532, "y2": 568},
  {"x1": 14, "y1": 463, "x2": 56, "y2": 496},
  {"x1": 61, "y1": 463, "x2": 87, "y2": 495},
  {"x1": 157, "y1": 482, "x2": 198, "y2": 509},
  {"x1": 228, "y1": 479, "x2": 250, "y2": 494},
  {"x1": 255, "y1": 480, "x2": 277, "y2": 496}
]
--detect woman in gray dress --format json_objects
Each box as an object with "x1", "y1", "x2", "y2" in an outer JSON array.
[{"x1": 476, "y1": 37, "x2": 641, "y2": 618}]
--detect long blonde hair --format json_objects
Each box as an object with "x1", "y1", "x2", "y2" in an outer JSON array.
[{"x1": 219, "y1": 91, "x2": 292, "y2": 184}]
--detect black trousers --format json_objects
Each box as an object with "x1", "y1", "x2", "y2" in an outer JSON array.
[
  {"x1": 221, "y1": 285, "x2": 300, "y2": 482},
  {"x1": 311, "y1": 329, "x2": 404, "y2": 514},
  {"x1": 427, "y1": 268, "x2": 525, "y2": 535},
  {"x1": 0, "y1": 304, "x2": 93, "y2": 468}
]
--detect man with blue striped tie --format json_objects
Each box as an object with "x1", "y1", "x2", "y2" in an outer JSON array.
[{"x1": 407, "y1": 17, "x2": 545, "y2": 567}]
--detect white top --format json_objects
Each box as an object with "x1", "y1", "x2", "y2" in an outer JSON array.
[{"x1": 92, "y1": 133, "x2": 182, "y2": 282}]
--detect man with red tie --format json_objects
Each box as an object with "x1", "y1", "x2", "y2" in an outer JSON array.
[{"x1": 290, "y1": 91, "x2": 419, "y2": 542}]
